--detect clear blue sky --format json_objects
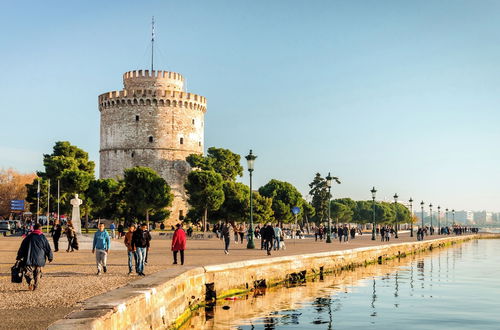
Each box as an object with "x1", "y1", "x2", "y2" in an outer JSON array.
[{"x1": 0, "y1": 0, "x2": 499, "y2": 212}]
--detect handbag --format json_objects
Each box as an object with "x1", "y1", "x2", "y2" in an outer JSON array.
[{"x1": 11, "y1": 260, "x2": 23, "y2": 283}]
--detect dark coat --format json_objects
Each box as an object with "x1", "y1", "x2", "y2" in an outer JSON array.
[
  {"x1": 16, "y1": 231, "x2": 53, "y2": 267},
  {"x1": 260, "y1": 225, "x2": 276, "y2": 240},
  {"x1": 131, "y1": 229, "x2": 152, "y2": 249}
]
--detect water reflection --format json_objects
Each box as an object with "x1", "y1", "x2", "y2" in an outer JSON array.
[{"x1": 181, "y1": 239, "x2": 500, "y2": 329}]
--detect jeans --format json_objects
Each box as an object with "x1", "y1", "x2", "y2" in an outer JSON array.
[
  {"x1": 274, "y1": 237, "x2": 280, "y2": 250},
  {"x1": 127, "y1": 251, "x2": 137, "y2": 272},
  {"x1": 95, "y1": 249, "x2": 107, "y2": 272},
  {"x1": 135, "y1": 247, "x2": 146, "y2": 273}
]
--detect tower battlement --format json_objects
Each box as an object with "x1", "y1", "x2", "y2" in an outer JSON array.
[{"x1": 123, "y1": 70, "x2": 184, "y2": 91}]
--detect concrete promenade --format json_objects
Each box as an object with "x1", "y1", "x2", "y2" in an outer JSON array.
[{"x1": 0, "y1": 231, "x2": 476, "y2": 329}]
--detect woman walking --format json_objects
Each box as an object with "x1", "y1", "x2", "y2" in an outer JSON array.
[{"x1": 171, "y1": 224, "x2": 186, "y2": 265}]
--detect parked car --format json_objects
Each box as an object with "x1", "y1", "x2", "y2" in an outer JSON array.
[{"x1": 0, "y1": 221, "x2": 11, "y2": 236}]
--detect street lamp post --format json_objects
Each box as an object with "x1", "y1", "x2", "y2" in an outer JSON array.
[
  {"x1": 429, "y1": 203, "x2": 433, "y2": 235},
  {"x1": 445, "y1": 208, "x2": 449, "y2": 228},
  {"x1": 393, "y1": 193, "x2": 399, "y2": 238},
  {"x1": 437, "y1": 206, "x2": 441, "y2": 235},
  {"x1": 245, "y1": 150, "x2": 257, "y2": 249},
  {"x1": 452, "y1": 209, "x2": 455, "y2": 226},
  {"x1": 325, "y1": 173, "x2": 333, "y2": 243},
  {"x1": 371, "y1": 187, "x2": 377, "y2": 240},
  {"x1": 409, "y1": 198, "x2": 414, "y2": 237},
  {"x1": 420, "y1": 201, "x2": 425, "y2": 233}
]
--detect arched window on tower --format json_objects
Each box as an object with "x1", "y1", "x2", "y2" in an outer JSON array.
[
  {"x1": 135, "y1": 115, "x2": 139, "y2": 122},
  {"x1": 180, "y1": 137, "x2": 184, "y2": 145},
  {"x1": 149, "y1": 136, "x2": 153, "y2": 143}
]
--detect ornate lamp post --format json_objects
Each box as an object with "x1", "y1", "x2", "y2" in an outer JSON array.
[
  {"x1": 452, "y1": 209, "x2": 455, "y2": 225},
  {"x1": 445, "y1": 208, "x2": 449, "y2": 228},
  {"x1": 245, "y1": 150, "x2": 257, "y2": 249},
  {"x1": 437, "y1": 206, "x2": 441, "y2": 235},
  {"x1": 393, "y1": 193, "x2": 399, "y2": 238},
  {"x1": 325, "y1": 173, "x2": 333, "y2": 243},
  {"x1": 429, "y1": 203, "x2": 433, "y2": 235},
  {"x1": 371, "y1": 187, "x2": 377, "y2": 240},
  {"x1": 420, "y1": 201, "x2": 425, "y2": 232},
  {"x1": 409, "y1": 198, "x2": 414, "y2": 237}
]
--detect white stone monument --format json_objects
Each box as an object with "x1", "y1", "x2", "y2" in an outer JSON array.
[{"x1": 70, "y1": 194, "x2": 83, "y2": 234}]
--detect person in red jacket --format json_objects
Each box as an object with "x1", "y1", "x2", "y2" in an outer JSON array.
[{"x1": 171, "y1": 223, "x2": 186, "y2": 265}]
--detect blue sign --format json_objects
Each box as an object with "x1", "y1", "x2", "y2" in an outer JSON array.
[
  {"x1": 10, "y1": 200, "x2": 24, "y2": 211},
  {"x1": 291, "y1": 206, "x2": 300, "y2": 215}
]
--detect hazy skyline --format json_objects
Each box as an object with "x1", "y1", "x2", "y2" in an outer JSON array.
[{"x1": 0, "y1": 0, "x2": 499, "y2": 211}]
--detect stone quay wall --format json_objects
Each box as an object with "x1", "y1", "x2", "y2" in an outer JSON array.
[{"x1": 48, "y1": 235, "x2": 486, "y2": 330}]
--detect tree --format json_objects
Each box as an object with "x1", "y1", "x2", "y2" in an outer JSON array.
[
  {"x1": 186, "y1": 147, "x2": 243, "y2": 181},
  {"x1": 258, "y1": 179, "x2": 303, "y2": 224},
  {"x1": 330, "y1": 201, "x2": 354, "y2": 224},
  {"x1": 214, "y1": 181, "x2": 249, "y2": 223},
  {"x1": 0, "y1": 169, "x2": 36, "y2": 217},
  {"x1": 308, "y1": 173, "x2": 330, "y2": 224},
  {"x1": 185, "y1": 170, "x2": 224, "y2": 231},
  {"x1": 122, "y1": 167, "x2": 173, "y2": 225},
  {"x1": 301, "y1": 201, "x2": 316, "y2": 227},
  {"x1": 26, "y1": 141, "x2": 95, "y2": 217},
  {"x1": 86, "y1": 178, "x2": 123, "y2": 220},
  {"x1": 251, "y1": 192, "x2": 274, "y2": 224}
]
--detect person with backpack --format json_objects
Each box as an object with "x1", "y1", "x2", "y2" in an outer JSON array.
[
  {"x1": 16, "y1": 223, "x2": 53, "y2": 290},
  {"x1": 131, "y1": 223, "x2": 151, "y2": 276}
]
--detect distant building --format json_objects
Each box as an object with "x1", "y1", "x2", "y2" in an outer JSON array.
[
  {"x1": 473, "y1": 211, "x2": 493, "y2": 224},
  {"x1": 454, "y1": 211, "x2": 474, "y2": 224}
]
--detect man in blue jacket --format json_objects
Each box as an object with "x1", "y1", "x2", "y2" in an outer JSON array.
[
  {"x1": 16, "y1": 223, "x2": 53, "y2": 290},
  {"x1": 92, "y1": 223, "x2": 110, "y2": 275}
]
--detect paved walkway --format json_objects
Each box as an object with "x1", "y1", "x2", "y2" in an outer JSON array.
[{"x1": 0, "y1": 231, "x2": 472, "y2": 329}]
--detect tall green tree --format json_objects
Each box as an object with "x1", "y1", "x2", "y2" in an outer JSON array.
[
  {"x1": 258, "y1": 179, "x2": 302, "y2": 224},
  {"x1": 122, "y1": 167, "x2": 173, "y2": 225},
  {"x1": 26, "y1": 141, "x2": 95, "y2": 220},
  {"x1": 214, "y1": 181, "x2": 249, "y2": 223},
  {"x1": 185, "y1": 170, "x2": 225, "y2": 231},
  {"x1": 87, "y1": 178, "x2": 123, "y2": 220},
  {"x1": 308, "y1": 173, "x2": 330, "y2": 224},
  {"x1": 251, "y1": 192, "x2": 274, "y2": 224},
  {"x1": 186, "y1": 147, "x2": 243, "y2": 181},
  {"x1": 330, "y1": 201, "x2": 354, "y2": 224}
]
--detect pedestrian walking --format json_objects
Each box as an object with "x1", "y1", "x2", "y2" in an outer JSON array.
[
  {"x1": 260, "y1": 223, "x2": 275, "y2": 255},
  {"x1": 131, "y1": 223, "x2": 151, "y2": 276},
  {"x1": 123, "y1": 225, "x2": 136, "y2": 275},
  {"x1": 16, "y1": 223, "x2": 53, "y2": 290},
  {"x1": 221, "y1": 222, "x2": 233, "y2": 254},
  {"x1": 273, "y1": 225, "x2": 282, "y2": 250},
  {"x1": 117, "y1": 223, "x2": 124, "y2": 238},
  {"x1": 92, "y1": 223, "x2": 110, "y2": 276},
  {"x1": 50, "y1": 224, "x2": 62, "y2": 252},
  {"x1": 65, "y1": 225, "x2": 76, "y2": 252},
  {"x1": 238, "y1": 223, "x2": 246, "y2": 243},
  {"x1": 110, "y1": 222, "x2": 116, "y2": 239},
  {"x1": 171, "y1": 223, "x2": 186, "y2": 265}
]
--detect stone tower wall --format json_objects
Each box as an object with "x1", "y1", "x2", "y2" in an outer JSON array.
[{"x1": 99, "y1": 70, "x2": 206, "y2": 224}]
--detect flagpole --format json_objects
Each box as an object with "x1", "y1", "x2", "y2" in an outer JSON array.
[
  {"x1": 47, "y1": 179, "x2": 50, "y2": 233},
  {"x1": 36, "y1": 179, "x2": 40, "y2": 224},
  {"x1": 151, "y1": 16, "x2": 155, "y2": 72},
  {"x1": 57, "y1": 179, "x2": 60, "y2": 225}
]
